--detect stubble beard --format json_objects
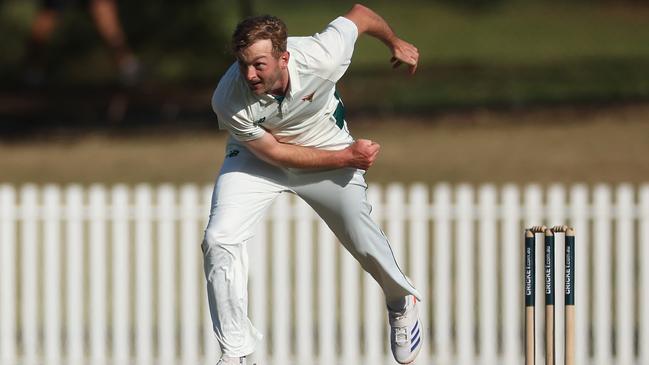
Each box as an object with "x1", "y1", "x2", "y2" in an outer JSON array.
[{"x1": 260, "y1": 67, "x2": 285, "y2": 95}]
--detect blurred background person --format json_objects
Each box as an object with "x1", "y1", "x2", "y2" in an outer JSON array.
[{"x1": 23, "y1": 0, "x2": 140, "y2": 86}]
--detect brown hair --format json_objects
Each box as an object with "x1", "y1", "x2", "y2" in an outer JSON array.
[{"x1": 232, "y1": 15, "x2": 288, "y2": 58}]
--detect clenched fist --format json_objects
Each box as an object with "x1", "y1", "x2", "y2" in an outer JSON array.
[{"x1": 345, "y1": 139, "x2": 381, "y2": 170}]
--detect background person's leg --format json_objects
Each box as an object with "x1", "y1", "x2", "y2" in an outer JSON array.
[
  {"x1": 23, "y1": 4, "x2": 60, "y2": 84},
  {"x1": 88, "y1": 0, "x2": 139, "y2": 84}
]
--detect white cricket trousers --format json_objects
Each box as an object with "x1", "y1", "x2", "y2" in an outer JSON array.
[{"x1": 202, "y1": 144, "x2": 421, "y2": 357}]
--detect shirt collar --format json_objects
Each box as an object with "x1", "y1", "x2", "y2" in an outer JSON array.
[{"x1": 286, "y1": 51, "x2": 301, "y2": 97}]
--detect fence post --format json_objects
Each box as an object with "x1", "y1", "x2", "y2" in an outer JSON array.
[
  {"x1": 65, "y1": 185, "x2": 84, "y2": 365},
  {"x1": 593, "y1": 184, "x2": 612, "y2": 365},
  {"x1": 616, "y1": 184, "x2": 634, "y2": 364},
  {"x1": 640, "y1": 184, "x2": 649, "y2": 365},
  {"x1": 456, "y1": 184, "x2": 475, "y2": 364},
  {"x1": 479, "y1": 184, "x2": 497, "y2": 364},
  {"x1": 112, "y1": 185, "x2": 130, "y2": 364},
  {"x1": 502, "y1": 184, "x2": 520, "y2": 365},
  {"x1": 43, "y1": 184, "x2": 62, "y2": 364},
  {"x1": 20, "y1": 185, "x2": 39, "y2": 365},
  {"x1": 433, "y1": 183, "x2": 452, "y2": 364},
  {"x1": 524, "y1": 184, "x2": 544, "y2": 364},
  {"x1": 134, "y1": 184, "x2": 153, "y2": 365},
  {"x1": 548, "y1": 184, "x2": 566, "y2": 225},
  {"x1": 180, "y1": 184, "x2": 200, "y2": 365},
  {"x1": 158, "y1": 184, "x2": 176, "y2": 364},
  {"x1": 0, "y1": 185, "x2": 16, "y2": 365},
  {"x1": 89, "y1": 185, "x2": 108, "y2": 364}
]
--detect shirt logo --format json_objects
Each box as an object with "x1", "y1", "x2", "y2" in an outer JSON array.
[
  {"x1": 226, "y1": 149, "x2": 239, "y2": 158},
  {"x1": 253, "y1": 117, "x2": 266, "y2": 126},
  {"x1": 301, "y1": 92, "x2": 315, "y2": 102}
]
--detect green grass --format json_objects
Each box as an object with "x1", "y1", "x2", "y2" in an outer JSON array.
[
  {"x1": 210, "y1": 0, "x2": 649, "y2": 108},
  {"x1": 339, "y1": 59, "x2": 649, "y2": 110},
  {"x1": 3, "y1": 0, "x2": 649, "y2": 108},
  {"x1": 250, "y1": 1, "x2": 649, "y2": 65}
]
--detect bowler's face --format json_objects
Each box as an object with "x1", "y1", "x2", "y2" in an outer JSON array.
[{"x1": 237, "y1": 39, "x2": 288, "y2": 95}]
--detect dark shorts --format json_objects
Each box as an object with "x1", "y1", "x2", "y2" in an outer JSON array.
[{"x1": 41, "y1": 0, "x2": 89, "y2": 10}]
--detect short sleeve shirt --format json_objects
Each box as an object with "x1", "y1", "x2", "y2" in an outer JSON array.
[{"x1": 212, "y1": 16, "x2": 358, "y2": 150}]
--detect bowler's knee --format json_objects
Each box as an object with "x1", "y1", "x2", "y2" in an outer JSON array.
[
  {"x1": 203, "y1": 228, "x2": 230, "y2": 254},
  {"x1": 202, "y1": 217, "x2": 247, "y2": 250},
  {"x1": 201, "y1": 227, "x2": 242, "y2": 282}
]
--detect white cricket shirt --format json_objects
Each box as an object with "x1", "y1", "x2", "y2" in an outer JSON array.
[{"x1": 212, "y1": 16, "x2": 359, "y2": 151}]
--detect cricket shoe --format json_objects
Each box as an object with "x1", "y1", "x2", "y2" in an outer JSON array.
[
  {"x1": 388, "y1": 295, "x2": 422, "y2": 364},
  {"x1": 216, "y1": 356, "x2": 248, "y2": 365}
]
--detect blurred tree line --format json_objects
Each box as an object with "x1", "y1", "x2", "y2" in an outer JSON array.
[
  {"x1": 0, "y1": 0, "x2": 257, "y2": 85},
  {"x1": 1, "y1": 0, "x2": 648, "y2": 133},
  {"x1": 120, "y1": 0, "x2": 261, "y2": 80},
  {"x1": 2, "y1": 0, "x2": 644, "y2": 87},
  {"x1": 0, "y1": 0, "x2": 516, "y2": 87}
]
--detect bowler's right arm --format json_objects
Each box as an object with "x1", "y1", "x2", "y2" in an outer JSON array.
[{"x1": 244, "y1": 132, "x2": 380, "y2": 170}]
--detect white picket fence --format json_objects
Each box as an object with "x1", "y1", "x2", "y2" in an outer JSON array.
[{"x1": 1, "y1": 183, "x2": 649, "y2": 365}]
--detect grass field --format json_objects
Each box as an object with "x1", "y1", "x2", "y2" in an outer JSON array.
[
  {"x1": 2, "y1": 1, "x2": 649, "y2": 109},
  {"x1": 252, "y1": 1, "x2": 649, "y2": 66},
  {"x1": 2, "y1": 103, "x2": 648, "y2": 185}
]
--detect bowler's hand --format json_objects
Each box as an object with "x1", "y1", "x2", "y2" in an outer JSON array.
[
  {"x1": 346, "y1": 139, "x2": 381, "y2": 170},
  {"x1": 390, "y1": 37, "x2": 419, "y2": 75}
]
